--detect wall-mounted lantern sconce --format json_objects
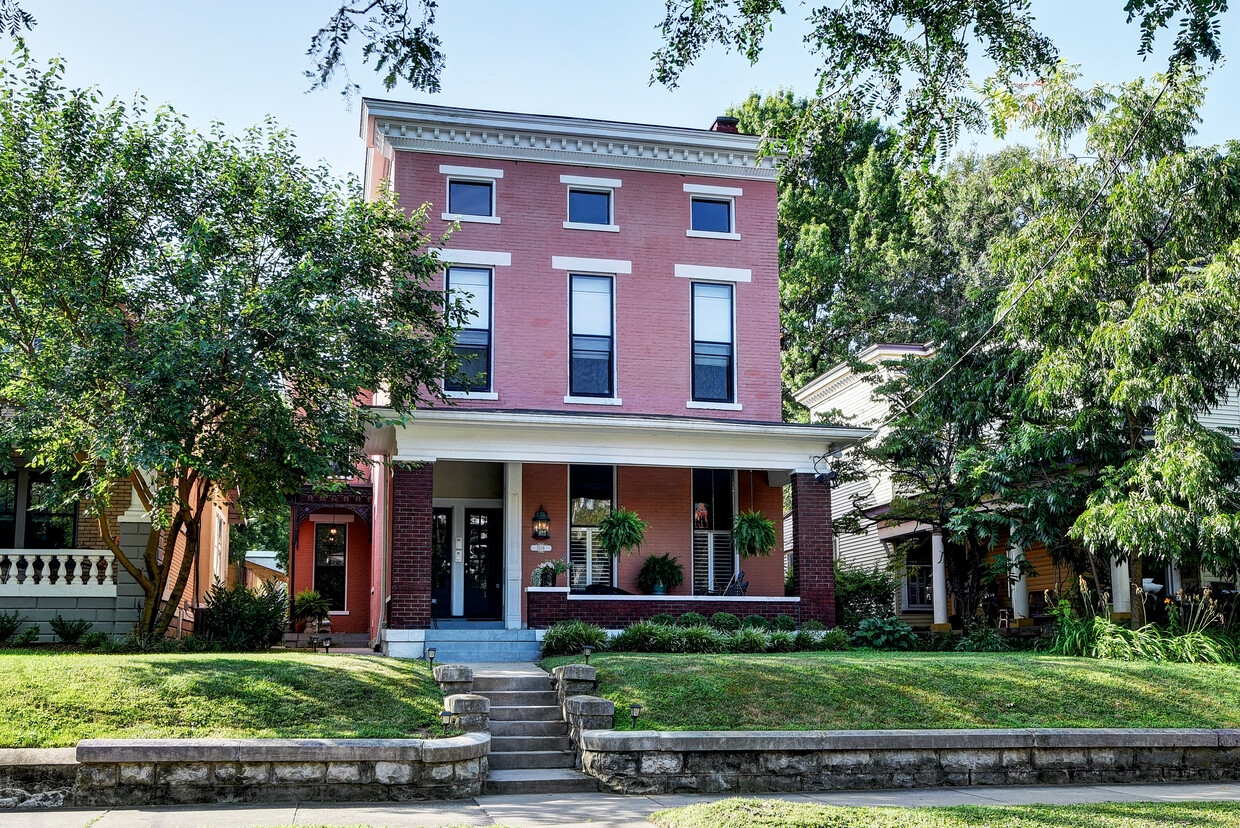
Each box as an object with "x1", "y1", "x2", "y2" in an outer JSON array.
[{"x1": 531, "y1": 505, "x2": 551, "y2": 539}]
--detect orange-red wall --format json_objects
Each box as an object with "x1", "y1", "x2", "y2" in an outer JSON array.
[{"x1": 291, "y1": 509, "x2": 372, "y2": 634}]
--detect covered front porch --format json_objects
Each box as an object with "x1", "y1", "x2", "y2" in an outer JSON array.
[{"x1": 367, "y1": 409, "x2": 863, "y2": 657}]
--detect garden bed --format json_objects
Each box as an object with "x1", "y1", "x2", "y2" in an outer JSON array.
[
  {"x1": 650, "y1": 799, "x2": 1240, "y2": 828},
  {"x1": 0, "y1": 650, "x2": 441, "y2": 747},
  {"x1": 542, "y1": 651, "x2": 1240, "y2": 731}
]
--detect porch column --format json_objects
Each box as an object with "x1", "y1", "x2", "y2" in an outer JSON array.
[
  {"x1": 1111, "y1": 556, "x2": 1131, "y2": 617},
  {"x1": 1008, "y1": 534, "x2": 1029, "y2": 623},
  {"x1": 504, "y1": 461, "x2": 523, "y2": 630},
  {"x1": 931, "y1": 530, "x2": 949, "y2": 631},
  {"x1": 1168, "y1": 561, "x2": 1183, "y2": 597},
  {"x1": 389, "y1": 461, "x2": 434, "y2": 630},
  {"x1": 790, "y1": 473, "x2": 835, "y2": 626}
]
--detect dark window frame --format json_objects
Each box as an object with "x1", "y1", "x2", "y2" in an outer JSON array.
[
  {"x1": 444, "y1": 266, "x2": 494, "y2": 393},
  {"x1": 691, "y1": 282, "x2": 735, "y2": 403},
  {"x1": 0, "y1": 469, "x2": 77, "y2": 550},
  {"x1": 569, "y1": 273, "x2": 615, "y2": 398},
  {"x1": 446, "y1": 178, "x2": 495, "y2": 218},
  {"x1": 690, "y1": 197, "x2": 733, "y2": 234},
  {"x1": 567, "y1": 187, "x2": 612, "y2": 225},
  {"x1": 313, "y1": 522, "x2": 348, "y2": 613}
]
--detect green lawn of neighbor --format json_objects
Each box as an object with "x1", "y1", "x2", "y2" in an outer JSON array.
[
  {"x1": 651, "y1": 799, "x2": 1240, "y2": 828},
  {"x1": 0, "y1": 650, "x2": 443, "y2": 748},
  {"x1": 542, "y1": 651, "x2": 1240, "y2": 731}
]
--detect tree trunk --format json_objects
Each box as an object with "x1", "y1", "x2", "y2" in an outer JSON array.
[{"x1": 1130, "y1": 555, "x2": 1145, "y2": 628}]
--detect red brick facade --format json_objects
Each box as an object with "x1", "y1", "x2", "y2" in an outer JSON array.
[
  {"x1": 389, "y1": 461, "x2": 434, "y2": 629},
  {"x1": 791, "y1": 472, "x2": 835, "y2": 625}
]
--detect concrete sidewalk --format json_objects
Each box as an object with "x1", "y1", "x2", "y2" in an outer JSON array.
[{"x1": 14, "y1": 781, "x2": 1240, "y2": 828}]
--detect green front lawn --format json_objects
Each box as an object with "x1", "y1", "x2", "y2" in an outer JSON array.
[
  {"x1": 542, "y1": 651, "x2": 1240, "y2": 731},
  {"x1": 0, "y1": 651, "x2": 442, "y2": 748},
  {"x1": 651, "y1": 799, "x2": 1240, "y2": 828}
]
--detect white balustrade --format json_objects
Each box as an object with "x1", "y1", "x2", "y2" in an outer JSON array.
[{"x1": 0, "y1": 549, "x2": 118, "y2": 597}]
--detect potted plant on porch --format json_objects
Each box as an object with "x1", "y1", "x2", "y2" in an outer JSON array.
[
  {"x1": 531, "y1": 558, "x2": 570, "y2": 587},
  {"x1": 597, "y1": 508, "x2": 649, "y2": 557},
  {"x1": 637, "y1": 553, "x2": 684, "y2": 595},
  {"x1": 733, "y1": 510, "x2": 777, "y2": 558},
  {"x1": 292, "y1": 588, "x2": 331, "y2": 635}
]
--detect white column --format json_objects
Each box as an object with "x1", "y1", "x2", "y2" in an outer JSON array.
[
  {"x1": 1168, "y1": 562, "x2": 1183, "y2": 597},
  {"x1": 503, "y1": 462, "x2": 524, "y2": 630},
  {"x1": 1008, "y1": 539, "x2": 1029, "y2": 621},
  {"x1": 931, "y1": 530, "x2": 948, "y2": 627},
  {"x1": 1111, "y1": 557, "x2": 1131, "y2": 615}
]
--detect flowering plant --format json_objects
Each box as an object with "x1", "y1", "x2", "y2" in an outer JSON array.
[{"x1": 531, "y1": 559, "x2": 569, "y2": 587}]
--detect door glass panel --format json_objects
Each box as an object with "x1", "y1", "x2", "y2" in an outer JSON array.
[{"x1": 465, "y1": 511, "x2": 493, "y2": 590}]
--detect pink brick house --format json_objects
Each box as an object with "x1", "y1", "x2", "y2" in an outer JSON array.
[{"x1": 288, "y1": 102, "x2": 864, "y2": 658}]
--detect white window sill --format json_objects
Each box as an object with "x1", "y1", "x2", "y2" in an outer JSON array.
[
  {"x1": 446, "y1": 390, "x2": 499, "y2": 400},
  {"x1": 564, "y1": 221, "x2": 620, "y2": 233},
  {"x1": 442, "y1": 213, "x2": 501, "y2": 225},
  {"x1": 686, "y1": 229, "x2": 741, "y2": 241},
  {"x1": 686, "y1": 400, "x2": 742, "y2": 411},
  {"x1": 564, "y1": 396, "x2": 622, "y2": 406}
]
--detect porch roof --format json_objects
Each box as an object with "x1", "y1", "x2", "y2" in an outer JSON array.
[{"x1": 367, "y1": 408, "x2": 866, "y2": 475}]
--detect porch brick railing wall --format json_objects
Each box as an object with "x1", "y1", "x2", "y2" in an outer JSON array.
[
  {"x1": 526, "y1": 588, "x2": 803, "y2": 628},
  {"x1": 389, "y1": 462, "x2": 434, "y2": 630},
  {"x1": 791, "y1": 472, "x2": 835, "y2": 626}
]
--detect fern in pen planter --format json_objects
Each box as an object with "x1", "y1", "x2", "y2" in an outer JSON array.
[
  {"x1": 637, "y1": 553, "x2": 685, "y2": 595},
  {"x1": 598, "y1": 508, "x2": 648, "y2": 557},
  {"x1": 733, "y1": 510, "x2": 777, "y2": 558}
]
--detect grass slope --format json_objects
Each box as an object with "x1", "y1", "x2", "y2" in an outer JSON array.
[
  {"x1": 543, "y1": 652, "x2": 1240, "y2": 731},
  {"x1": 0, "y1": 651, "x2": 442, "y2": 748},
  {"x1": 650, "y1": 799, "x2": 1240, "y2": 828}
]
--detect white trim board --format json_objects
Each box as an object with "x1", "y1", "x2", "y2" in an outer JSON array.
[
  {"x1": 561, "y1": 174, "x2": 622, "y2": 188},
  {"x1": 439, "y1": 164, "x2": 504, "y2": 178},
  {"x1": 431, "y1": 248, "x2": 512, "y2": 267},
  {"x1": 675, "y1": 264, "x2": 751, "y2": 283},
  {"x1": 684, "y1": 183, "x2": 743, "y2": 197},
  {"x1": 552, "y1": 256, "x2": 632, "y2": 274}
]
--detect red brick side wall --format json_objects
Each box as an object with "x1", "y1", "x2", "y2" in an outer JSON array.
[
  {"x1": 390, "y1": 461, "x2": 434, "y2": 629},
  {"x1": 791, "y1": 472, "x2": 835, "y2": 626},
  {"x1": 526, "y1": 590, "x2": 802, "y2": 629},
  {"x1": 290, "y1": 510, "x2": 372, "y2": 634}
]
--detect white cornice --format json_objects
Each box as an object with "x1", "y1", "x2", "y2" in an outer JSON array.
[
  {"x1": 362, "y1": 99, "x2": 779, "y2": 182},
  {"x1": 792, "y1": 343, "x2": 935, "y2": 409}
]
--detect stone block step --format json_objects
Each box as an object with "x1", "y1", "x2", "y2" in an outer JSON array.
[
  {"x1": 489, "y1": 720, "x2": 569, "y2": 738},
  {"x1": 490, "y1": 705, "x2": 563, "y2": 722},
  {"x1": 483, "y1": 768, "x2": 601, "y2": 795},
  {"x1": 472, "y1": 675, "x2": 555, "y2": 692},
  {"x1": 491, "y1": 735, "x2": 573, "y2": 753},
  {"x1": 424, "y1": 629, "x2": 539, "y2": 642},
  {"x1": 488, "y1": 750, "x2": 577, "y2": 770},
  {"x1": 474, "y1": 690, "x2": 559, "y2": 706}
]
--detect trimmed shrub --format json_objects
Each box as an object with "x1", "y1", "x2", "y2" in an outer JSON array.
[
  {"x1": 820, "y1": 628, "x2": 850, "y2": 651},
  {"x1": 850, "y1": 616, "x2": 915, "y2": 650},
  {"x1": 200, "y1": 580, "x2": 287, "y2": 651},
  {"x1": 710, "y1": 612, "x2": 741, "y2": 632},
  {"x1": 956, "y1": 625, "x2": 1009, "y2": 653},
  {"x1": 648, "y1": 613, "x2": 676, "y2": 627},
  {"x1": 612, "y1": 622, "x2": 685, "y2": 653},
  {"x1": 834, "y1": 563, "x2": 898, "y2": 632},
  {"x1": 768, "y1": 630, "x2": 795, "y2": 652},
  {"x1": 800, "y1": 619, "x2": 825, "y2": 632},
  {"x1": 0, "y1": 610, "x2": 25, "y2": 644},
  {"x1": 792, "y1": 630, "x2": 819, "y2": 651},
  {"x1": 49, "y1": 615, "x2": 93, "y2": 644},
  {"x1": 741, "y1": 614, "x2": 771, "y2": 630},
  {"x1": 13, "y1": 626, "x2": 38, "y2": 645},
  {"x1": 681, "y1": 625, "x2": 725, "y2": 653},
  {"x1": 541, "y1": 620, "x2": 608, "y2": 656},
  {"x1": 773, "y1": 614, "x2": 797, "y2": 632},
  {"x1": 79, "y1": 631, "x2": 111, "y2": 649},
  {"x1": 676, "y1": 612, "x2": 709, "y2": 628},
  {"x1": 725, "y1": 627, "x2": 770, "y2": 653}
]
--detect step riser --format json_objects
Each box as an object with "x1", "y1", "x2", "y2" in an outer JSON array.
[
  {"x1": 489, "y1": 752, "x2": 577, "y2": 770},
  {"x1": 489, "y1": 721, "x2": 569, "y2": 737},
  {"x1": 492, "y1": 736, "x2": 573, "y2": 752},
  {"x1": 472, "y1": 676, "x2": 556, "y2": 692},
  {"x1": 422, "y1": 648, "x2": 542, "y2": 663},
  {"x1": 482, "y1": 772, "x2": 601, "y2": 795},
  {"x1": 490, "y1": 706, "x2": 562, "y2": 721},
  {"x1": 475, "y1": 690, "x2": 559, "y2": 706}
]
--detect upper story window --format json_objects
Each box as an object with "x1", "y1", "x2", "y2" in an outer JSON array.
[
  {"x1": 0, "y1": 470, "x2": 77, "y2": 549},
  {"x1": 440, "y1": 165, "x2": 503, "y2": 225},
  {"x1": 685, "y1": 183, "x2": 742, "y2": 240},
  {"x1": 569, "y1": 274, "x2": 614, "y2": 398},
  {"x1": 445, "y1": 266, "x2": 493, "y2": 393},
  {"x1": 562, "y1": 175, "x2": 621, "y2": 232},
  {"x1": 692, "y1": 282, "x2": 735, "y2": 404}
]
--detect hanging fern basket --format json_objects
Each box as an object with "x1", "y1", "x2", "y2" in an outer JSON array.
[{"x1": 733, "y1": 510, "x2": 777, "y2": 558}]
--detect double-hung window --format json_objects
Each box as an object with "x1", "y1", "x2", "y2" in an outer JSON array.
[
  {"x1": 692, "y1": 469, "x2": 736, "y2": 594},
  {"x1": 445, "y1": 267, "x2": 493, "y2": 393},
  {"x1": 562, "y1": 175, "x2": 620, "y2": 232},
  {"x1": 692, "y1": 283, "x2": 735, "y2": 403},
  {"x1": 569, "y1": 465, "x2": 615, "y2": 589},
  {"x1": 440, "y1": 165, "x2": 502, "y2": 224},
  {"x1": 569, "y1": 275, "x2": 614, "y2": 398},
  {"x1": 0, "y1": 470, "x2": 77, "y2": 549},
  {"x1": 314, "y1": 523, "x2": 347, "y2": 612},
  {"x1": 685, "y1": 183, "x2": 741, "y2": 239}
]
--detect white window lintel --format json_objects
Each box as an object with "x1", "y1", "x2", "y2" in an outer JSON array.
[
  {"x1": 674, "y1": 264, "x2": 751, "y2": 283},
  {"x1": 552, "y1": 256, "x2": 632, "y2": 274},
  {"x1": 685, "y1": 183, "x2": 743, "y2": 197},
  {"x1": 431, "y1": 248, "x2": 512, "y2": 267},
  {"x1": 440, "y1": 164, "x2": 504, "y2": 179},
  {"x1": 561, "y1": 174, "x2": 622, "y2": 188}
]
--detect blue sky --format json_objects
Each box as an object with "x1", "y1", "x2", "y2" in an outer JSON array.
[{"x1": 19, "y1": 1, "x2": 1239, "y2": 177}]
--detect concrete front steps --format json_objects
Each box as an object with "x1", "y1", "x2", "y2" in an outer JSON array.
[
  {"x1": 471, "y1": 666, "x2": 601, "y2": 795},
  {"x1": 424, "y1": 628, "x2": 541, "y2": 663}
]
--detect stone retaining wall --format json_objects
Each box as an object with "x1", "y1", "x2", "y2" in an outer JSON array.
[
  {"x1": 61, "y1": 735, "x2": 489, "y2": 806},
  {"x1": 579, "y1": 728, "x2": 1240, "y2": 795}
]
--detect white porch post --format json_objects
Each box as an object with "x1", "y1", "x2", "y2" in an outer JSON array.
[
  {"x1": 1008, "y1": 536, "x2": 1029, "y2": 622},
  {"x1": 931, "y1": 530, "x2": 949, "y2": 630},
  {"x1": 1168, "y1": 562, "x2": 1183, "y2": 597},
  {"x1": 1111, "y1": 556, "x2": 1132, "y2": 616},
  {"x1": 503, "y1": 462, "x2": 524, "y2": 630}
]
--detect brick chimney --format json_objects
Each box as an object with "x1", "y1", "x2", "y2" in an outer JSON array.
[{"x1": 710, "y1": 116, "x2": 740, "y2": 134}]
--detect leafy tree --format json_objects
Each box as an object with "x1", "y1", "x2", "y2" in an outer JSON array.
[
  {"x1": 0, "y1": 55, "x2": 463, "y2": 638},
  {"x1": 655, "y1": 0, "x2": 1228, "y2": 158},
  {"x1": 230, "y1": 507, "x2": 292, "y2": 572}
]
